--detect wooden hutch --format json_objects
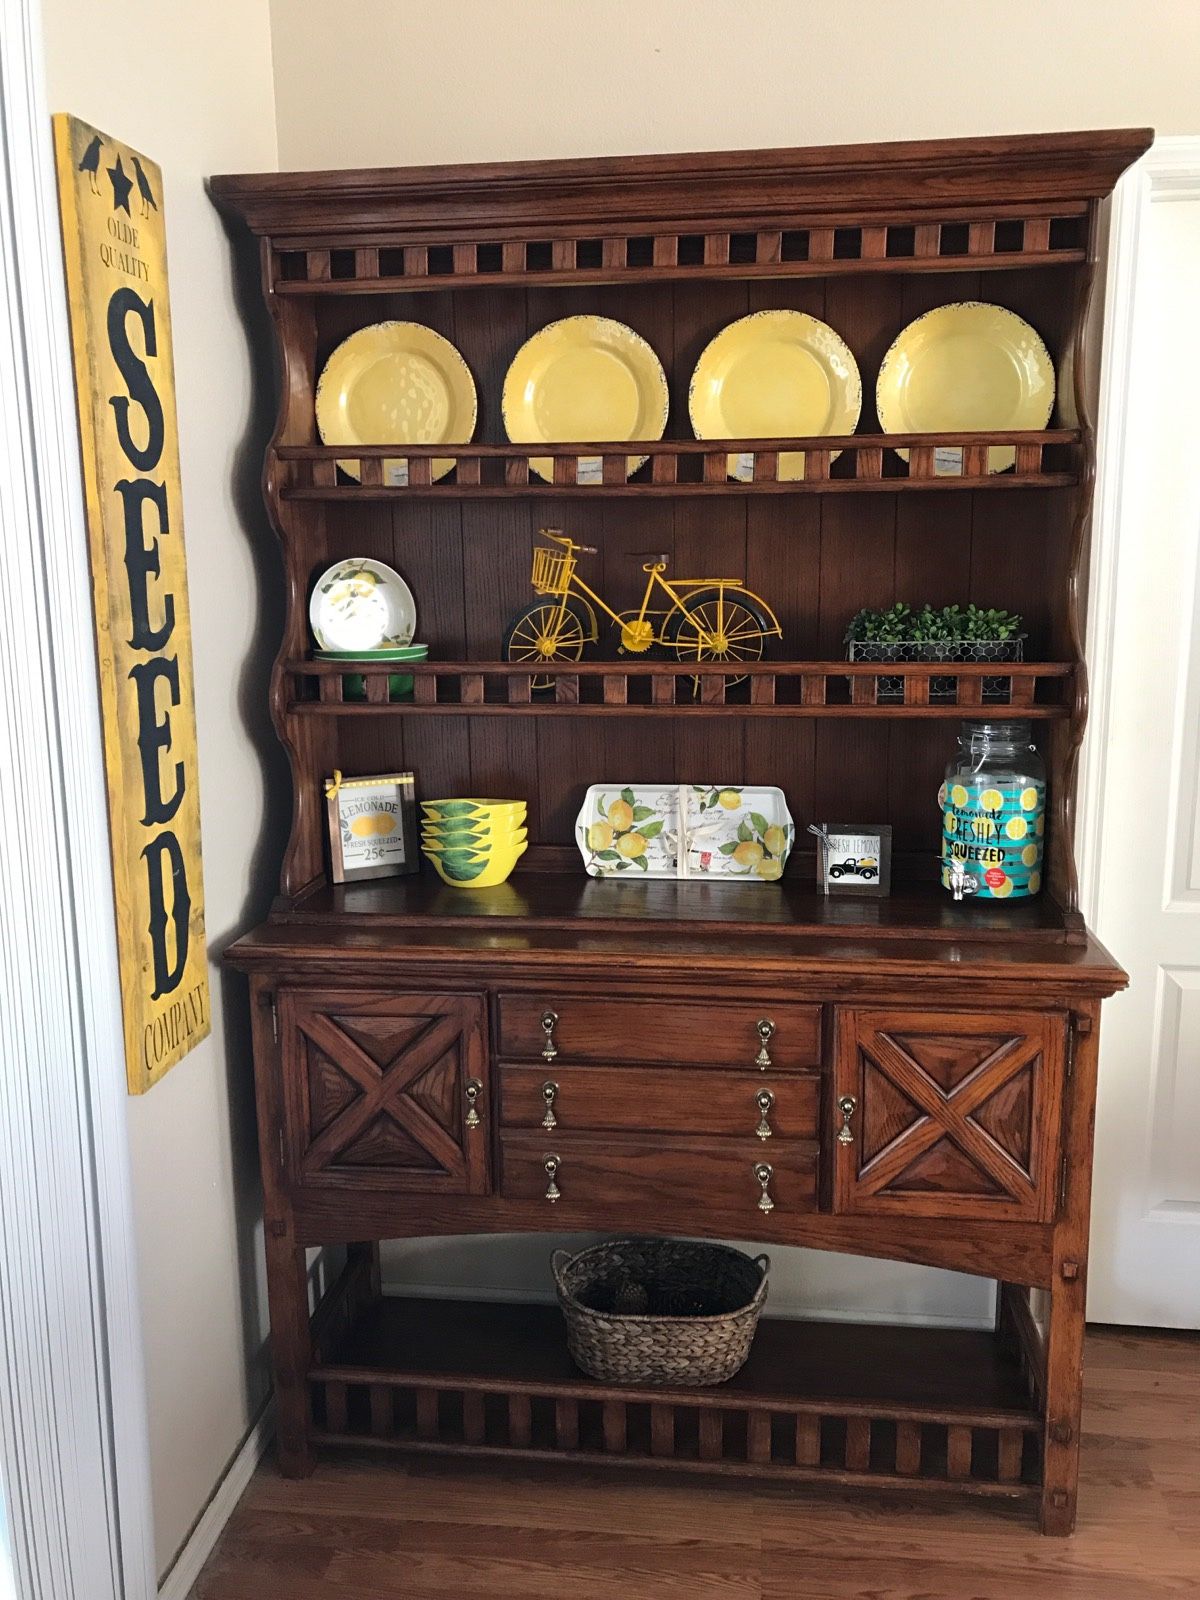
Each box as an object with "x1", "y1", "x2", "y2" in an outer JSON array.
[{"x1": 213, "y1": 129, "x2": 1147, "y2": 1533}]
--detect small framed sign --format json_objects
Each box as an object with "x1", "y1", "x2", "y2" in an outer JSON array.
[
  {"x1": 808, "y1": 822, "x2": 892, "y2": 897},
  {"x1": 325, "y1": 770, "x2": 418, "y2": 883}
]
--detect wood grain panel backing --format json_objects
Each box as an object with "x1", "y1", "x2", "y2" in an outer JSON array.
[
  {"x1": 281, "y1": 989, "x2": 489, "y2": 1195},
  {"x1": 300, "y1": 268, "x2": 1078, "y2": 862},
  {"x1": 833, "y1": 1007, "x2": 1065, "y2": 1222}
]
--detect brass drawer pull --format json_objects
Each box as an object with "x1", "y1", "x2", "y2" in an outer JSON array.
[
  {"x1": 541, "y1": 1080, "x2": 559, "y2": 1129},
  {"x1": 543, "y1": 1153, "x2": 561, "y2": 1202},
  {"x1": 464, "y1": 1078, "x2": 483, "y2": 1129},
  {"x1": 837, "y1": 1094, "x2": 857, "y2": 1145},
  {"x1": 755, "y1": 1088, "x2": 775, "y2": 1140},
  {"x1": 755, "y1": 1018, "x2": 775, "y2": 1069},
  {"x1": 754, "y1": 1161, "x2": 775, "y2": 1213},
  {"x1": 540, "y1": 1010, "x2": 559, "y2": 1061}
]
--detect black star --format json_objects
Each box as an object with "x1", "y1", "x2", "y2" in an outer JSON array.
[{"x1": 107, "y1": 153, "x2": 133, "y2": 215}]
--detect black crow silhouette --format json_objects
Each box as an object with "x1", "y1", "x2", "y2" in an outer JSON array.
[
  {"x1": 78, "y1": 134, "x2": 102, "y2": 194},
  {"x1": 132, "y1": 156, "x2": 157, "y2": 217}
]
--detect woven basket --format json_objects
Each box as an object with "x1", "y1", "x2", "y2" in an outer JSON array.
[{"x1": 551, "y1": 1238, "x2": 770, "y2": 1387}]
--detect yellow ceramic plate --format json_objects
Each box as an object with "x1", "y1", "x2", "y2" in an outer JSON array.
[
  {"x1": 502, "y1": 316, "x2": 669, "y2": 482},
  {"x1": 688, "y1": 310, "x2": 862, "y2": 481},
  {"x1": 876, "y1": 302, "x2": 1055, "y2": 473},
  {"x1": 315, "y1": 321, "x2": 477, "y2": 483}
]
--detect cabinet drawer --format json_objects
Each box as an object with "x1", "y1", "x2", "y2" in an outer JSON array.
[
  {"x1": 497, "y1": 994, "x2": 820, "y2": 1071},
  {"x1": 501, "y1": 1133, "x2": 817, "y2": 1216},
  {"x1": 500, "y1": 1063, "x2": 819, "y2": 1141}
]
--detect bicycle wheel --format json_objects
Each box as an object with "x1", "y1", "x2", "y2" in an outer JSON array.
[
  {"x1": 503, "y1": 599, "x2": 590, "y2": 692},
  {"x1": 666, "y1": 586, "x2": 775, "y2": 687}
]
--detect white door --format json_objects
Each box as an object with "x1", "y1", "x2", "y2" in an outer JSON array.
[{"x1": 1084, "y1": 142, "x2": 1200, "y2": 1326}]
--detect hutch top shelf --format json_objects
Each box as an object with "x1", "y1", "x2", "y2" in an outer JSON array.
[
  {"x1": 210, "y1": 129, "x2": 1151, "y2": 918},
  {"x1": 211, "y1": 129, "x2": 1150, "y2": 296}
]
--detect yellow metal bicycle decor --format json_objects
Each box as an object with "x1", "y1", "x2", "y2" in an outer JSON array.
[{"x1": 504, "y1": 531, "x2": 782, "y2": 688}]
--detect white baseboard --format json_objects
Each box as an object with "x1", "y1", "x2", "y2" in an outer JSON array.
[
  {"x1": 155, "y1": 1248, "x2": 347, "y2": 1597},
  {"x1": 157, "y1": 1398, "x2": 275, "y2": 1600},
  {"x1": 378, "y1": 1275, "x2": 995, "y2": 1330}
]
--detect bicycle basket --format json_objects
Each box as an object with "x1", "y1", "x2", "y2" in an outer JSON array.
[{"x1": 531, "y1": 545, "x2": 571, "y2": 594}]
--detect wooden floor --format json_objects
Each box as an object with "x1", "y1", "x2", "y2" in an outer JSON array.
[{"x1": 191, "y1": 1326, "x2": 1198, "y2": 1599}]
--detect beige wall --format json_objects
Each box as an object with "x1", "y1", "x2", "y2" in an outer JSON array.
[
  {"x1": 268, "y1": 0, "x2": 1196, "y2": 169},
  {"x1": 34, "y1": 0, "x2": 1196, "y2": 1574},
  {"x1": 40, "y1": 4, "x2": 281, "y2": 1580}
]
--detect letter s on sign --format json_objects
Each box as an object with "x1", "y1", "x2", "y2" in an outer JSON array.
[{"x1": 107, "y1": 286, "x2": 165, "y2": 472}]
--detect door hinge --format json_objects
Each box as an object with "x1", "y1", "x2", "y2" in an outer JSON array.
[
  {"x1": 1065, "y1": 1024, "x2": 1075, "y2": 1081},
  {"x1": 1059, "y1": 1152, "x2": 1070, "y2": 1211},
  {"x1": 278, "y1": 1126, "x2": 285, "y2": 1172},
  {"x1": 270, "y1": 995, "x2": 279, "y2": 1044}
]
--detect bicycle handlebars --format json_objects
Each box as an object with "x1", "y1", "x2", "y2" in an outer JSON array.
[{"x1": 541, "y1": 529, "x2": 597, "y2": 554}]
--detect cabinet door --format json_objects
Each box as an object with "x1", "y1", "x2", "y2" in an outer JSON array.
[
  {"x1": 832, "y1": 1008, "x2": 1066, "y2": 1222},
  {"x1": 280, "y1": 990, "x2": 489, "y2": 1194}
]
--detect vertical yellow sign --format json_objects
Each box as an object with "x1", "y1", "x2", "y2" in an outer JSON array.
[{"x1": 54, "y1": 115, "x2": 210, "y2": 1093}]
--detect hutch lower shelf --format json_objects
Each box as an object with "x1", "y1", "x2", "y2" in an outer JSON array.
[
  {"x1": 227, "y1": 895, "x2": 1126, "y2": 1535},
  {"x1": 308, "y1": 1269, "x2": 1042, "y2": 1502}
]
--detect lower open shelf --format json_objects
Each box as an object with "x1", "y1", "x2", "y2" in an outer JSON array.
[{"x1": 309, "y1": 1273, "x2": 1042, "y2": 1501}]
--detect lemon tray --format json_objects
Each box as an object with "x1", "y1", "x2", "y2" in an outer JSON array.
[{"x1": 575, "y1": 783, "x2": 794, "y2": 882}]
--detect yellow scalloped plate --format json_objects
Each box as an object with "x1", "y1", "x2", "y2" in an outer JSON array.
[
  {"x1": 315, "y1": 321, "x2": 477, "y2": 483},
  {"x1": 876, "y1": 302, "x2": 1055, "y2": 473},
  {"x1": 502, "y1": 316, "x2": 669, "y2": 482},
  {"x1": 688, "y1": 310, "x2": 862, "y2": 481}
]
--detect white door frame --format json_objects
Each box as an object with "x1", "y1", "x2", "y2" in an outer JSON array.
[
  {"x1": 1078, "y1": 136, "x2": 1200, "y2": 918},
  {"x1": 1078, "y1": 135, "x2": 1200, "y2": 1323},
  {"x1": 0, "y1": 0, "x2": 156, "y2": 1596}
]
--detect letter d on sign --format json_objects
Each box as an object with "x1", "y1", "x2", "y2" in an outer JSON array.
[{"x1": 142, "y1": 831, "x2": 191, "y2": 999}]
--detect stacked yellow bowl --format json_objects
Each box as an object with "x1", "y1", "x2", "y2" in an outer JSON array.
[{"x1": 420, "y1": 799, "x2": 528, "y2": 888}]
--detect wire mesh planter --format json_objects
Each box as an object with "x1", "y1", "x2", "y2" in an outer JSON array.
[{"x1": 848, "y1": 637, "x2": 1026, "y2": 703}]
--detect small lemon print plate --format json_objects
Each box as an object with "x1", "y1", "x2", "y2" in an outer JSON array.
[
  {"x1": 309, "y1": 558, "x2": 416, "y2": 652},
  {"x1": 688, "y1": 310, "x2": 862, "y2": 481},
  {"x1": 315, "y1": 321, "x2": 477, "y2": 483},
  {"x1": 576, "y1": 784, "x2": 793, "y2": 881},
  {"x1": 502, "y1": 316, "x2": 669, "y2": 482},
  {"x1": 876, "y1": 302, "x2": 1055, "y2": 473}
]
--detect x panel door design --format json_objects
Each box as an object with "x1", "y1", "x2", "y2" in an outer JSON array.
[
  {"x1": 833, "y1": 1008, "x2": 1066, "y2": 1221},
  {"x1": 280, "y1": 990, "x2": 489, "y2": 1194}
]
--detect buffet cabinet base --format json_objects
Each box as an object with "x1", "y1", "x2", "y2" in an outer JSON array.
[{"x1": 234, "y1": 939, "x2": 1123, "y2": 1538}]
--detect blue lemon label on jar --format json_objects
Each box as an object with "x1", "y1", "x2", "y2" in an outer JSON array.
[{"x1": 939, "y1": 778, "x2": 1045, "y2": 898}]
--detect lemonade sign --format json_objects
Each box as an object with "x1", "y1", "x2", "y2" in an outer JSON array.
[
  {"x1": 324, "y1": 771, "x2": 417, "y2": 883},
  {"x1": 940, "y1": 777, "x2": 1045, "y2": 899}
]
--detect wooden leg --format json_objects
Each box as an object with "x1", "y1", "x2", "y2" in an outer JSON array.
[
  {"x1": 347, "y1": 1240, "x2": 383, "y2": 1303},
  {"x1": 1039, "y1": 1266, "x2": 1085, "y2": 1534},
  {"x1": 995, "y1": 1280, "x2": 1020, "y2": 1360},
  {"x1": 1039, "y1": 1005, "x2": 1102, "y2": 1535},
  {"x1": 264, "y1": 1221, "x2": 316, "y2": 1478}
]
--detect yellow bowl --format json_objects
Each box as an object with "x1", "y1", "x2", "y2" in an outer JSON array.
[
  {"x1": 421, "y1": 818, "x2": 528, "y2": 845},
  {"x1": 422, "y1": 841, "x2": 527, "y2": 888},
  {"x1": 421, "y1": 827, "x2": 528, "y2": 855},
  {"x1": 420, "y1": 798, "x2": 527, "y2": 823}
]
